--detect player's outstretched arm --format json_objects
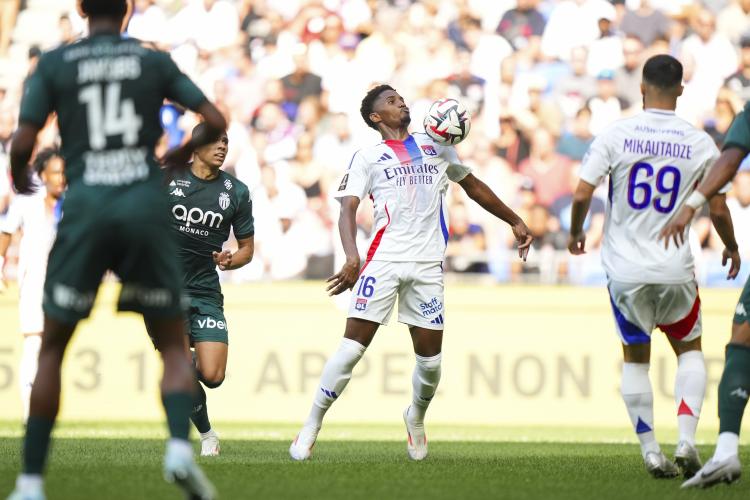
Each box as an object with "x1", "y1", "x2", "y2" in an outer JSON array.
[
  {"x1": 708, "y1": 194, "x2": 741, "y2": 280},
  {"x1": 9, "y1": 123, "x2": 42, "y2": 194},
  {"x1": 458, "y1": 174, "x2": 532, "y2": 261},
  {"x1": 327, "y1": 196, "x2": 361, "y2": 295},
  {"x1": 568, "y1": 180, "x2": 596, "y2": 255},
  {"x1": 213, "y1": 236, "x2": 254, "y2": 271},
  {"x1": 661, "y1": 147, "x2": 746, "y2": 248}
]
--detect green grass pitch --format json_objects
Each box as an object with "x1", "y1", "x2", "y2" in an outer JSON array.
[{"x1": 0, "y1": 422, "x2": 747, "y2": 499}]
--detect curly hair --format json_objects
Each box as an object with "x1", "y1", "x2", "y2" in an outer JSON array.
[
  {"x1": 360, "y1": 84, "x2": 395, "y2": 130},
  {"x1": 80, "y1": 0, "x2": 129, "y2": 20},
  {"x1": 33, "y1": 147, "x2": 63, "y2": 175}
]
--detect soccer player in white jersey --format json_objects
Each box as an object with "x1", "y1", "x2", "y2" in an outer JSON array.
[
  {"x1": 0, "y1": 148, "x2": 65, "y2": 423},
  {"x1": 568, "y1": 55, "x2": 740, "y2": 479},
  {"x1": 289, "y1": 84, "x2": 533, "y2": 461}
]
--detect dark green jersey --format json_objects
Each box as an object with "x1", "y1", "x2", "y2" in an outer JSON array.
[
  {"x1": 724, "y1": 102, "x2": 750, "y2": 152},
  {"x1": 168, "y1": 168, "x2": 254, "y2": 300},
  {"x1": 19, "y1": 34, "x2": 207, "y2": 201}
]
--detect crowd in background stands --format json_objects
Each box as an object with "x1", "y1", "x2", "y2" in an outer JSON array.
[{"x1": 2, "y1": 0, "x2": 750, "y2": 286}]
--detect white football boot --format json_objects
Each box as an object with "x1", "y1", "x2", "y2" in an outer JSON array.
[
  {"x1": 6, "y1": 476, "x2": 45, "y2": 500},
  {"x1": 200, "y1": 430, "x2": 220, "y2": 457},
  {"x1": 644, "y1": 451, "x2": 679, "y2": 478},
  {"x1": 164, "y1": 441, "x2": 216, "y2": 500},
  {"x1": 674, "y1": 440, "x2": 702, "y2": 478},
  {"x1": 289, "y1": 425, "x2": 320, "y2": 461},
  {"x1": 403, "y1": 406, "x2": 428, "y2": 461},
  {"x1": 681, "y1": 455, "x2": 742, "y2": 489}
]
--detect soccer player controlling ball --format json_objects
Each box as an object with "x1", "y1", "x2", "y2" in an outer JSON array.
[
  {"x1": 7, "y1": 1, "x2": 226, "y2": 499},
  {"x1": 568, "y1": 55, "x2": 740, "y2": 479},
  {"x1": 289, "y1": 85, "x2": 533, "y2": 461},
  {"x1": 662, "y1": 99, "x2": 750, "y2": 490},
  {"x1": 160, "y1": 124, "x2": 254, "y2": 456}
]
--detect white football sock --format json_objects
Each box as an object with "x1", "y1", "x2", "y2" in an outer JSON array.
[
  {"x1": 713, "y1": 432, "x2": 740, "y2": 461},
  {"x1": 409, "y1": 353, "x2": 442, "y2": 423},
  {"x1": 621, "y1": 362, "x2": 660, "y2": 457},
  {"x1": 19, "y1": 335, "x2": 42, "y2": 422},
  {"x1": 304, "y1": 338, "x2": 366, "y2": 429},
  {"x1": 166, "y1": 438, "x2": 193, "y2": 460},
  {"x1": 674, "y1": 350, "x2": 706, "y2": 445}
]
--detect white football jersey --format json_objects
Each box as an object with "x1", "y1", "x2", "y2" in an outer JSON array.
[
  {"x1": 1, "y1": 190, "x2": 60, "y2": 284},
  {"x1": 335, "y1": 133, "x2": 471, "y2": 263},
  {"x1": 580, "y1": 109, "x2": 722, "y2": 284}
]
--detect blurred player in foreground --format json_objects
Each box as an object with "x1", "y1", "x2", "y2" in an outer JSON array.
[
  {"x1": 6, "y1": 1, "x2": 226, "y2": 499},
  {"x1": 0, "y1": 149, "x2": 65, "y2": 423},
  {"x1": 569, "y1": 54, "x2": 740, "y2": 479},
  {"x1": 663, "y1": 106, "x2": 750, "y2": 490},
  {"x1": 290, "y1": 84, "x2": 533, "y2": 461},
  {"x1": 161, "y1": 124, "x2": 254, "y2": 456}
]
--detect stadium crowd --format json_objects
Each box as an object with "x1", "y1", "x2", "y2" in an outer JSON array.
[{"x1": 2, "y1": 0, "x2": 750, "y2": 286}]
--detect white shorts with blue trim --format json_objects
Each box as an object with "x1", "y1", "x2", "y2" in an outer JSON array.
[
  {"x1": 607, "y1": 279, "x2": 701, "y2": 345},
  {"x1": 347, "y1": 260, "x2": 445, "y2": 330}
]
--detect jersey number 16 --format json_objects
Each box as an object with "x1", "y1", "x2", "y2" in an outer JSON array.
[{"x1": 626, "y1": 162, "x2": 681, "y2": 214}]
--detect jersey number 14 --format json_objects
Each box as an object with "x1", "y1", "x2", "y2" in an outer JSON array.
[
  {"x1": 626, "y1": 162, "x2": 681, "y2": 213},
  {"x1": 78, "y1": 83, "x2": 143, "y2": 151}
]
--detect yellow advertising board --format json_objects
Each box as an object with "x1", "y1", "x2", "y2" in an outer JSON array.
[{"x1": 0, "y1": 282, "x2": 741, "y2": 430}]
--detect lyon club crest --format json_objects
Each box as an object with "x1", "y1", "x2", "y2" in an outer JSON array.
[{"x1": 219, "y1": 192, "x2": 230, "y2": 210}]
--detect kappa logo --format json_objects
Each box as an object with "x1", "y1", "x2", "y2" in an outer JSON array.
[
  {"x1": 224, "y1": 179, "x2": 233, "y2": 190},
  {"x1": 219, "y1": 192, "x2": 230, "y2": 210},
  {"x1": 731, "y1": 387, "x2": 749, "y2": 400},
  {"x1": 736, "y1": 303, "x2": 747, "y2": 316},
  {"x1": 170, "y1": 188, "x2": 185, "y2": 197},
  {"x1": 378, "y1": 152, "x2": 393, "y2": 162},
  {"x1": 355, "y1": 298, "x2": 367, "y2": 311},
  {"x1": 196, "y1": 316, "x2": 227, "y2": 330},
  {"x1": 338, "y1": 173, "x2": 349, "y2": 191},
  {"x1": 421, "y1": 145, "x2": 437, "y2": 156}
]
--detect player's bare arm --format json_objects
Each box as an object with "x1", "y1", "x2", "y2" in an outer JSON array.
[
  {"x1": 327, "y1": 195, "x2": 360, "y2": 296},
  {"x1": 457, "y1": 173, "x2": 532, "y2": 261},
  {"x1": 707, "y1": 194, "x2": 741, "y2": 280},
  {"x1": 568, "y1": 180, "x2": 596, "y2": 255},
  {"x1": 9, "y1": 123, "x2": 42, "y2": 194},
  {"x1": 660, "y1": 147, "x2": 747, "y2": 248},
  {"x1": 212, "y1": 236, "x2": 254, "y2": 271}
]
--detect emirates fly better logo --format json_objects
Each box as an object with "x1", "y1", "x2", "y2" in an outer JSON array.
[{"x1": 219, "y1": 192, "x2": 230, "y2": 210}]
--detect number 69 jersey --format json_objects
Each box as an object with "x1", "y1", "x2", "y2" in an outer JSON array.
[{"x1": 580, "y1": 109, "x2": 724, "y2": 284}]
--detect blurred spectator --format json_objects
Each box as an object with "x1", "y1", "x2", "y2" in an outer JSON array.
[
  {"x1": 541, "y1": 0, "x2": 610, "y2": 62},
  {"x1": 620, "y1": 0, "x2": 672, "y2": 46},
  {"x1": 725, "y1": 33, "x2": 750, "y2": 102},
  {"x1": 681, "y1": 8, "x2": 738, "y2": 115},
  {"x1": 281, "y1": 47, "x2": 323, "y2": 120},
  {"x1": 127, "y1": 0, "x2": 168, "y2": 44},
  {"x1": 704, "y1": 88, "x2": 741, "y2": 148},
  {"x1": 554, "y1": 46, "x2": 597, "y2": 119},
  {"x1": 170, "y1": 0, "x2": 240, "y2": 52},
  {"x1": 557, "y1": 106, "x2": 594, "y2": 161},
  {"x1": 587, "y1": 70, "x2": 627, "y2": 135},
  {"x1": 518, "y1": 128, "x2": 574, "y2": 207},
  {"x1": 717, "y1": 0, "x2": 750, "y2": 45},
  {"x1": 494, "y1": 113, "x2": 530, "y2": 170},
  {"x1": 58, "y1": 14, "x2": 79, "y2": 46},
  {"x1": 0, "y1": 0, "x2": 19, "y2": 56},
  {"x1": 496, "y1": 0, "x2": 545, "y2": 55},
  {"x1": 446, "y1": 202, "x2": 489, "y2": 273},
  {"x1": 614, "y1": 36, "x2": 646, "y2": 110},
  {"x1": 447, "y1": 51, "x2": 485, "y2": 115},
  {"x1": 587, "y1": 2, "x2": 624, "y2": 77}
]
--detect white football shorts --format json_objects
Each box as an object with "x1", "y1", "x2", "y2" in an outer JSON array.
[
  {"x1": 347, "y1": 261, "x2": 445, "y2": 330},
  {"x1": 607, "y1": 279, "x2": 701, "y2": 345},
  {"x1": 18, "y1": 274, "x2": 44, "y2": 334}
]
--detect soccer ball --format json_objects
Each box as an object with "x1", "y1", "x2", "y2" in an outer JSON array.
[{"x1": 423, "y1": 98, "x2": 471, "y2": 145}]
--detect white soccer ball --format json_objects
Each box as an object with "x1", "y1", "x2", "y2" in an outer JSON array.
[{"x1": 423, "y1": 98, "x2": 471, "y2": 145}]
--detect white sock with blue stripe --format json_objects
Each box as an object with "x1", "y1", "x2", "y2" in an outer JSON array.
[
  {"x1": 304, "y1": 337, "x2": 366, "y2": 429},
  {"x1": 409, "y1": 353, "x2": 442, "y2": 424},
  {"x1": 621, "y1": 362, "x2": 660, "y2": 458}
]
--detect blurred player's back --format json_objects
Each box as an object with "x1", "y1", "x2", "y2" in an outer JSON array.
[{"x1": 584, "y1": 110, "x2": 719, "y2": 283}]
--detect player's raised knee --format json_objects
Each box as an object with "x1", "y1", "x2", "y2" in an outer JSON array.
[{"x1": 199, "y1": 369, "x2": 225, "y2": 389}]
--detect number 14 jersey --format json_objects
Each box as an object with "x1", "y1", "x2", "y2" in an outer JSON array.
[{"x1": 580, "y1": 109, "x2": 723, "y2": 284}]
